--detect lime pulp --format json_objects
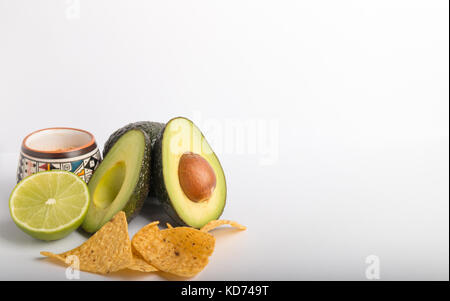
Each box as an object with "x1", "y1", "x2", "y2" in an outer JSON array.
[{"x1": 9, "y1": 170, "x2": 90, "y2": 241}]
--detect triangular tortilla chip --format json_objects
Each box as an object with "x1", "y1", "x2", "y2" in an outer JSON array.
[
  {"x1": 132, "y1": 223, "x2": 215, "y2": 278},
  {"x1": 127, "y1": 245, "x2": 158, "y2": 272}
]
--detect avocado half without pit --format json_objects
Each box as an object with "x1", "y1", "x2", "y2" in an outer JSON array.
[
  {"x1": 82, "y1": 129, "x2": 151, "y2": 233},
  {"x1": 150, "y1": 117, "x2": 226, "y2": 229}
]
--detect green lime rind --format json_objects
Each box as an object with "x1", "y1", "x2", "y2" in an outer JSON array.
[{"x1": 9, "y1": 170, "x2": 90, "y2": 241}]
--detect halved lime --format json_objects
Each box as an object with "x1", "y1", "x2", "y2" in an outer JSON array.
[{"x1": 9, "y1": 170, "x2": 90, "y2": 241}]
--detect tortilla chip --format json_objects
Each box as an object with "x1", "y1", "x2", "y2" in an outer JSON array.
[
  {"x1": 132, "y1": 224, "x2": 215, "y2": 277},
  {"x1": 128, "y1": 255, "x2": 159, "y2": 272},
  {"x1": 127, "y1": 245, "x2": 158, "y2": 272},
  {"x1": 41, "y1": 211, "x2": 133, "y2": 274},
  {"x1": 200, "y1": 220, "x2": 247, "y2": 233}
]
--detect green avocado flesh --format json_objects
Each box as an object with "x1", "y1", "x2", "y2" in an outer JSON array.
[
  {"x1": 151, "y1": 117, "x2": 226, "y2": 228},
  {"x1": 82, "y1": 129, "x2": 150, "y2": 233}
]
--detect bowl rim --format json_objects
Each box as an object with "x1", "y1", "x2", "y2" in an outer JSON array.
[{"x1": 21, "y1": 127, "x2": 97, "y2": 159}]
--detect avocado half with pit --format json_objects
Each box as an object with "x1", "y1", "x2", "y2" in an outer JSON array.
[
  {"x1": 82, "y1": 128, "x2": 151, "y2": 233},
  {"x1": 150, "y1": 117, "x2": 226, "y2": 228}
]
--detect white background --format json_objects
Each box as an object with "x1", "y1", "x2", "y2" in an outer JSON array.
[{"x1": 0, "y1": 0, "x2": 448, "y2": 280}]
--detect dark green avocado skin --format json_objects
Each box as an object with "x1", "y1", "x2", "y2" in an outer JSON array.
[{"x1": 102, "y1": 124, "x2": 155, "y2": 222}]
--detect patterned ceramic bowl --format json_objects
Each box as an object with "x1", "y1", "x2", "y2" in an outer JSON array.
[{"x1": 17, "y1": 128, "x2": 102, "y2": 183}]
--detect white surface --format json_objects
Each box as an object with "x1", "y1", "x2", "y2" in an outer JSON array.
[{"x1": 0, "y1": 0, "x2": 448, "y2": 280}]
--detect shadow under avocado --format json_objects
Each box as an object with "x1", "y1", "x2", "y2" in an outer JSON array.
[{"x1": 139, "y1": 197, "x2": 178, "y2": 229}]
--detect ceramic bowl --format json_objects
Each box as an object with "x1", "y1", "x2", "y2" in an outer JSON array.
[{"x1": 17, "y1": 127, "x2": 102, "y2": 183}]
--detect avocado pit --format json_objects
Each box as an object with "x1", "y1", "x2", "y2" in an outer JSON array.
[{"x1": 178, "y1": 152, "x2": 216, "y2": 203}]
